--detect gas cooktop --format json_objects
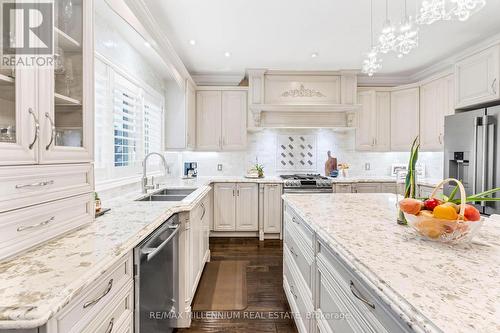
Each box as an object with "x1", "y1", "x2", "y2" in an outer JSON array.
[{"x1": 280, "y1": 174, "x2": 333, "y2": 193}]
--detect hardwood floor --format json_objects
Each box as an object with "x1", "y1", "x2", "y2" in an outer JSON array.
[{"x1": 176, "y1": 238, "x2": 298, "y2": 333}]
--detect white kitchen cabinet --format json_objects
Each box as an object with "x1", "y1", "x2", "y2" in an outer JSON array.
[
  {"x1": 390, "y1": 87, "x2": 419, "y2": 151},
  {"x1": 186, "y1": 81, "x2": 197, "y2": 149},
  {"x1": 196, "y1": 88, "x2": 247, "y2": 151},
  {"x1": 262, "y1": 184, "x2": 282, "y2": 235},
  {"x1": 380, "y1": 183, "x2": 397, "y2": 194},
  {"x1": 196, "y1": 91, "x2": 222, "y2": 151},
  {"x1": 235, "y1": 183, "x2": 258, "y2": 231},
  {"x1": 356, "y1": 90, "x2": 390, "y2": 152},
  {"x1": 221, "y1": 91, "x2": 247, "y2": 150},
  {"x1": 420, "y1": 75, "x2": 454, "y2": 151},
  {"x1": 213, "y1": 183, "x2": 237, "y2": 231},
  {"x1": 214, "y1": 182, "x2": 258, "y2": 232},
  {"x1": 455, "y1": 44, "x2": 500, "y2": 109},
  {"x1": 165, "y1": 79, "x2": 197, "y2": 150},
  {"x1": 0, "y1": 0, "x2": 93, "y2": 164}
]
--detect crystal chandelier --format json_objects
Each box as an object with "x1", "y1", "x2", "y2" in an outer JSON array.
[
  {"x1": 417, "y1": 0, "x2": 486, "y2": 25},
  {"x1": 362, "y1": 0, "x2": 382, "y2": 76},
  {"x1": 378, "y1": 0, "x2": 397, "y2": 53},
  {"x1": 395, "y1": 0, "x2": 419, "y2": 57}
]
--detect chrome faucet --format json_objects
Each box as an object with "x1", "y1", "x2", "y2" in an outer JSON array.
[{"x1": 142, "y1": 152, "x2": 168, "y2": 193}]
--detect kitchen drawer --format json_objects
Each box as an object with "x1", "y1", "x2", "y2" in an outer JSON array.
[
  {"x1": 0, "y1": 164, "x2": 94, "y2": 213},
  {"x1": 316, "y1": 258, "x2": 369, "y2": 333},
  {"x1": 284, "y1": 204, "x2": 314, "y2": 249},
  {"x1": 0, "y1": 193, "x2": 94, "y2": 260},
  {"x1": 53, "y1": 253, "x2": 133, "y2": 333},
  {"x1": 82, "y1": 281, "x2": 134, "y2": 333},
  {"x1": 284, "y1": 224, "x2": 314, "y2": 300},
  {"x1": 283, "y1": 245, "x2": 313, "y2": 333},
  {"x1": 380, "y1": 183, "x2": 397, "y2": 194},
  {"x1": 316, "y1": 238, "x2": 412, "y2": 333},
  {"x1": 333, "y1": 183, "x2": 353, "y2": 193}
]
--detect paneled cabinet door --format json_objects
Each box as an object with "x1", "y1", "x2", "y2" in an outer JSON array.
[
  {"x1": 455, "y1": 45, "x2": 500, "y2": 109},
  {"x1": 39, "y1": 0, "x2": 94, "y2": 164},
  {"x1": 390, "y1": 88, "x2": 419, "y2": 151},
  {"x1": 196, "y1": 91, "x2": 222, "y2": 150},
  {"x1": 374, "y1": 92, "x2": 391, "y2": 151},
  {"x1": 263, "y1": 184, "x2": 282, "y2": 233},
  {"x1": 213, "y1": 183, "x2": 236, "y2": 231},
  {"x1": 0, "y1": 68, "x2": 38, "y2": 165},
  {"x1": 186, "y1": 80, "x2": 196, "y2": 149},
  {"x1": 236, "y1": 183, "x2": 258, "y2": 231},
  {"x1": 221, "y1": 91, "x2": 247, "y2": 150},
  {"x1": 420, "y1": 75, "x2": 454, "y2": 151},
  {"x1": 355, "y1": 91, "x2": 375, "y2": 151}
]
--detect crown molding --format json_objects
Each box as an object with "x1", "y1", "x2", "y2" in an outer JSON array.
[
  {"x1": 124, "y1": 0, "x2": 194, "y2": 88},
  {"x1": 191, "y1": 72, "x2": 245, "y2": 86}
]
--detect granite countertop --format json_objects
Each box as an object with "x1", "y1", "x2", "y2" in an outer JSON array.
[
  {"x1": 0, "y1": 176, "x2": 283, "y2": 329},
  {"x1": 282, "y1": 193, "x2": 500, "y2": 333}
]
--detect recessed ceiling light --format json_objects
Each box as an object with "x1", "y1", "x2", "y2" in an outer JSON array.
[
  {"x1": 144, "y1": 41, "x2": 151, "y2": 48},
  {"x1": 311, "y1": 52, "x2": 318, "y2": 58},
  {"x1": 224, "y1": 51, "x2": 231, "y2": 57},
  {"x1": 189, "y1": 39, "x2": 196, "y2": 45}
]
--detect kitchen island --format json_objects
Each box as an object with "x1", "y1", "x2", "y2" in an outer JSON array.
[{"x1": 282, "y1": 193, "x2": 500, "y2": 333}]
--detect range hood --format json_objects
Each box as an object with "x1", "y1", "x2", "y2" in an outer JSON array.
[{"x1": 247, "y1": 69, "x2": 360, "y2": 129}]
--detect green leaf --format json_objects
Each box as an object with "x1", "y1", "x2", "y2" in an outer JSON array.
[
  {"x1": 468, "y1": 187, "x2": 500, "y2": 199},
  {"x1": 451, "y1": 197, "x2": 500, "y2": 204},
  {"x1": 447, "y1": 185, "x2": 459, "y2": 202}
]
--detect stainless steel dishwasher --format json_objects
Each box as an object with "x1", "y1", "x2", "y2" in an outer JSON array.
[{"x1": 134, "y1": 214, "x2": 179, "y2": 333}]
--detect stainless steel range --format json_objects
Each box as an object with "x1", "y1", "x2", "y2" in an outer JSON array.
[{"x1": 280, "y1": 174, "x2": 333, "y2": 193}]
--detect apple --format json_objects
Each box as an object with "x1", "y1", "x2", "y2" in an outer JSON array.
[
  {"x1": 464, "y1": 204, "x2": 481, "y2": 222},
  {"x1": 423, "y1": 198, "x2": 442, "y2": 211}
]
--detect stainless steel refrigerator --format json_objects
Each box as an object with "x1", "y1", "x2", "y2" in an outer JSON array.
[{"x1": 444, "y1": 105, "x2": 500, "y2": 215}]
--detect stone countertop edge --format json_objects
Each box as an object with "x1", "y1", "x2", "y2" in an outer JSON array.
[{"x1": 282, "y1": 196, "x2": 444, "y2": 333}]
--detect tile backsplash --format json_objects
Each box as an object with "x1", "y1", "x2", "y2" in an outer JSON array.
[{"x1": 166, "y1": 129, "x2": 444, "y2": 179}]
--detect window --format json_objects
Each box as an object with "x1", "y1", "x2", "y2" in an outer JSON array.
[
  {"x1": 143, "y1": 93, "x2": 163, "y2": 155},
  {"x1": 94, "y1": 56, "x2": 164, "y2": 182},
  {"x1": 113, "y1": 75, "x2": 140, "y2": 167}
]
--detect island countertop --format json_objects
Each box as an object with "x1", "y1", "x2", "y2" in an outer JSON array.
[{"x1": 282, "y1": 193, "x2": 500, "y2": 333}]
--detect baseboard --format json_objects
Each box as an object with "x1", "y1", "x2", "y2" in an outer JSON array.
[{"x1": 209, "y1": 231, "x2": 259, "y2": 237}]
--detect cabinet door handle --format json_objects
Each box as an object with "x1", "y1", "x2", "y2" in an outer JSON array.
[
  {"x1": 28, "y1": 108, "x2": 39, "y2": 150},
  {"x1": 45, "y1": 112, "x2": 56, "y2": 150},
  {"x1": 350, "y1": 281, "x2": 375, "y2": 309},
  {"x1": 237, "y1": 189, "x2": 240, "y2": 196},
  {"x1": 201, "y1": 203, "x2": 206, "y2": 220},
  {"x1": 492, "y1": 78, "x2": 497, "y2": 94},
  {"x1": 289, "y1": 246, "x2": 298, "y2": 257},
  {"x1": 104, "y1": 318, "x2": 114, "y2": 333},
  {"x1": 17, "y1": 216, "x2": 55, "y2": 232},
  {"x1": 289, "y1": 284, "x2": 298, "y2": 299},
  {"x1": 15, "y1": 180, "x2": 54, "y2": 189},
  {"x1": 83, "y1": 279, "x2": 113, "y2": 308},
  {"x1": 232, "y1": 189, "x2": 235, "y2": 196},
  {"x1": 438, "y1": 133, "x2": 443, "y2": 144}
]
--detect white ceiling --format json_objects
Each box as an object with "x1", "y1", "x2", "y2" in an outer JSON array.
[{"x1": 143, "y1": 0, "x2": 500, "y2": 77}]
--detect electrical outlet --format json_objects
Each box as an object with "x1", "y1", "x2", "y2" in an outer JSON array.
[
  {"x1": 217, "y1": 164, "x2": 223, "y2": 171},
  {"x1": 365, "y1": 163, "x2": 371, "y2": 171}
]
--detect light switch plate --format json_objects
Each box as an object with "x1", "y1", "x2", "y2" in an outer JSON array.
[
  {"x1": 217, "y1": 164, "x2": 223, "y2": 171},
  {"x1": 365, "y1": 163, "x2": 370, "y2": 171}
]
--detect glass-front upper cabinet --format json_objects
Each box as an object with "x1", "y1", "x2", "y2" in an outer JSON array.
[
  {"x1": 39, "y1": 0, "x2": 93, "y2": 163},
  {"x1": 0, "y1": 0, "x2": 93, "y2": 165},
  {"x1": 0, "y1": 19, "x2": 38, "y2": 165}
]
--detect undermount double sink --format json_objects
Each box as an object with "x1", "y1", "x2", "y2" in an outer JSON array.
[{"x1": 136, "y1": 188, "x2": 196, "y2": 202}]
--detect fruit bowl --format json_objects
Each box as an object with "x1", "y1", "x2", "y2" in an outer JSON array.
[
  {"x1": 404, "y1": 212, "x2": 484, "y2": 243},
  {"x1": 400, "y1": 178, "x2": 484, "y2": 244}
]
